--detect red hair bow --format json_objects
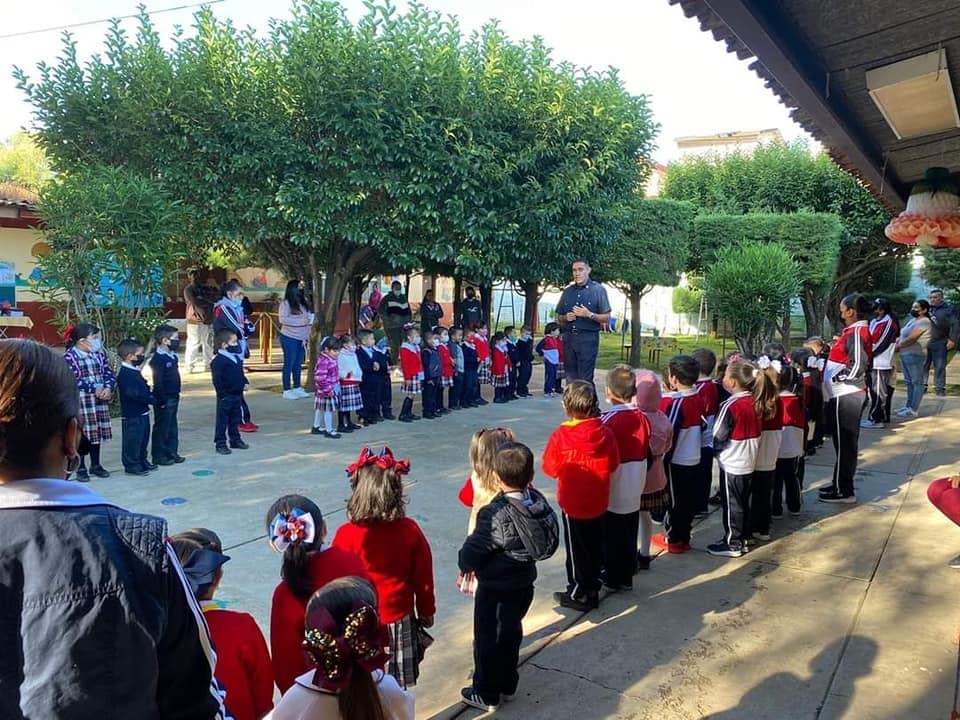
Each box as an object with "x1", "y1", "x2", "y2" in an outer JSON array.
[
  {"x1": 63, "y1": 323, "x2": 76, "y2": 344},
  {"x1": 345, "y1": 446, "x2": 411, "y2": 477},
  {"x1": 303, "y1": 603, "x2": 390, "y2": 692}
]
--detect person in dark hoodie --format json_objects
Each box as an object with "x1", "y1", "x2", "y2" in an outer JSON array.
[{"x1": 458, "y1": 441, "x2": 559, "y2": 713}]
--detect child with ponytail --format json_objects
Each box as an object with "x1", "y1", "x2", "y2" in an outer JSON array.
[
  {"x1": 63, "y1": 323, "x2": 116, "y2": 480},
  {"x1": 774, "y1": 360, "x2": 806, "y2": 518},
  {"x1": 708, "y1": 359, "x2": 762, "y2": 558},
  {"x1": 270, "y1": 576, "x2": 415, "y2": 720},
  {"x1": 751, "y1": 345, "x2": 785, "y2": 542},
  {"x1": 267, "y1": 495, "x2": 367, "y2": 693},
  {"x1": 334, "y1": 447, "x2": 436, "y2": 689}
]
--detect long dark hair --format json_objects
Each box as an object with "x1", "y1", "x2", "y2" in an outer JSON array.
[
  {"x1": 841, "y1": 293, "x2": 872, "y2": 322},
  {"x1": 66, "y1": 323, "x2": 100, "y2": 350},
  {"x1": 265, "y1": 494, "x2": 325, "y2": 601},
  {"x1": 283, "y1": 280, "x2": 309, "y2": 315}
]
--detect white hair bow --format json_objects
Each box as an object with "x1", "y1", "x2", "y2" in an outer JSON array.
[
  {"x1": 757, "y1": 355, "x2": 782, "y2": 373},
  {"x1": 807, "y1": 356, "x2": 820, "y2": 369}
]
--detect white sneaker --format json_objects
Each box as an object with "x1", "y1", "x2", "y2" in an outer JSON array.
[
  {"x1": 293, "y1": 387, "x2": 310, "y2": 398},
  {"x1": 897, "y1": 408, "x2": 918, "y2": 418},
  {"x1": 282, "y1": 389, "x2": 298, "y2": 400},
  {"x1": 860, "y1": 420, "x2": 884, "y2": 429}
]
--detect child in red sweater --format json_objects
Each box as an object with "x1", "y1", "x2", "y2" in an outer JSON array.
[
  {"x1": 171, "y1": 528, "x2": 273, "y2": 720},
  {"x1": 398, "y1": 325, "x2": 423, "y2": 422},
  {"x1": 334, "y1": 446, "x2": 436, "y2": 689},
  {"x1": 436, "y1": 325, "x2": 455, "y2": 413},
  {"x1": 491, "y1": 331, "x2": 513, "y2": 404},
  {"x1": 266, "y1": 494, "x2": 367, "y2": 693},
  {"x1": 542, "y1": 380, "x2": 620, "y2": 612},
  {"x1": 475, "y1": 322, "x2": 492, "y2": 401}
]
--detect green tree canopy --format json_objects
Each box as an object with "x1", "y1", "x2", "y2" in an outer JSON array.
[
  {"x1": 0, "y1": 131, "x2": 52, "y2": 190},
  {"x1": 920, "y1": 247, "x2": 960, "y2": 295},
  {"x1": 704, "y1": 241, "x2": 800, "y2": 355}
]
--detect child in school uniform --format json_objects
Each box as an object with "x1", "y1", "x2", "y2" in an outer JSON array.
[
  {"x1": 398, "y1": 325, "x2": 424, "y2": 422},
  {"x1": 537, "y1": 322, "x2": 563, "y2": 396},
  {"x1": 752, "y1": 351, "x2": 784, "y2": 542},
  {"x1": 171, "y1": 529, "x2": 274, "y2": 720},
  {"x1": 334, "y1": 447, "x2": 436, "y2": 689},
  {"x1": 653, "y1": 355, "x2": 706, "y2": 555},
  {"x1": 458, "y1": 427, "x2": 518, "y2": 534},
  {"x1": 504, "y1": 326, "x2": 520, "y2": 400},
  {"x1": 116, "y1": 338, "x2": 154, "y2": 476},
  {"x1": 774, "y1": 362, "x2": 806, "y2": 518},
  {"x1": 357, "y1": 329, "x2": 394, "y2": 423},
  {"x1": 213, "y1": 280, "x2": 257, "y2": 433},
  {"x1": 436, "y1": 326, "x2": 455, "y2": 412},
  {"x1": 491, "y1": 331, "x2": 513, "y2": 404},
  {"x1": 635, "y1": 370, "x2": 673, "y2": 570},
  {"x1": 150, "y1": 324, "x2": 184, "y2": 466},
  {"x1": 515, "y1": 327, "x2": 534, "y2": 397},
  {"x1": 475, "y1": 323, "x2": 492, "y2": 403},
  {"x1": 600, "y1": 365, "x2": 651, "y2": 591},
  {"x1": 210, "y1": 329, "x2": 250, "y2": 455},
  {"x1": 461, "y1": 328, "x2": 481, "y2": 408},
  {"x1": 693, "y1": 348, "x2": 719, "y2": 515},
  {"x1": 803, "y1": 336, "x2": 828, "y2": 452},
  {"x1": 708, "y1": 359, "x2": 765, "y2": 558},
  {"x1": 542, "y1": 381, "x2": 620, "y2": 612},
  {"x1": 420, "y1": 331, "x2": 443, "y2": 419},
  {"x1": 448, "y1": 327, "x2": 465, "y2": 410},
  {"x1": 337, "y1": 334, "x2": 364, "y2": 433},
  {"x1": 312, "y1": 336, "x2": 342, "y2": 438},
  {"x1": 266, "y1": 495, "x2": 368, "y2": 693},
  {"x1": 458, "y1": 442, "x2": 559, "y2": 712},
  {"x1": 270, "y1": 577, "x2": 414, "y2": 720},
  {"x1": 64, "y1": 323, "x2": 116, "y2": 480}
]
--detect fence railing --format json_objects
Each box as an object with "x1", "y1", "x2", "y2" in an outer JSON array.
[{"x1": 251, "y1": 312, "x2": 282, "y2": 365}]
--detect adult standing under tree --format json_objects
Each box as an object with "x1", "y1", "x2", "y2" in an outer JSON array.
[
  {"x1": 419, "y1": 288, "x2": 444, "y2": 335},
  {"x1": 924, "y1": 288, "x2": 959, "y2": 396},
  {"x1": 382, "y1": 281, "x2": 412, "y2": 362},
  {"x1": 184, "y1": 269, "x2": 216, "y2": 374},
  {"x1": 555, "y1": 258, "x2": 611, "y2": 385},
  {"x1": 896, "y1": 299, "x2": 933, "y2": 418},
  {"x1": 278, "y1": 279, "x2": 313, "y2": 400},
  {"x1": 459, "y1": 287, "x2": 484, "y2": 331},
  {"x1": 0, "y1": 339, "x2": 227, "y2": 719}
]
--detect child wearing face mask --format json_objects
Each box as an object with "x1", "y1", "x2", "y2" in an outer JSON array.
[
  {"x1": 420, "y1": 331, "x2": 443, "y2": 419},
  {"x1": 461, "y1": 328, "x2": 481, "y2": 408},
  {"x1": 214, "y1": 280, "x2": 258, "y2": 432},
  {"x1": 448, "y1": 327, "x2": 465, "y2": 410},
  {"x1": 491, "y1": 332, "x2": 513, "y2": 404},
  {"x1": 312, "y1": 336, "x2": 342, "y2": 438},
  {"x1": 475, "y1": 322, "x2": 492, "y2": 402},
  {"x1": 503, "y1": 326, "x2": 520, "y2": 400},
  {"x1": 211, "y1": 329, "x2": 251, "y2": 454},
  {"x1": 64, "y1": 322, "x2": 116, "y2": 481},
  {"x1": 399, "y1": 325, "x2": 424, "y2": 422},
  {"x1": 537, "y1": 322, "x2": 563, "y2": 397},
  {"x1": 434, "y1": 326, "x2": 455, "y2": 413},
  {"x1": 149, "y1": 324, "x2": 185, "y2": 466},
  {"x1": 336, "y1": 335, "x2": 364, "y2": 433},
  {"x1": 515, "y1": 327, "x2": 534, "y2": 398},
  {"x1": 117, "y1": 338, "x2": 155, "y2": 476}
]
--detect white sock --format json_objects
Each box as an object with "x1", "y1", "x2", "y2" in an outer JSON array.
[
  {"x1": 324, "y1": 411, "x2": 335, "y2": 433},
  {"x1": 639, "y1": 512, "x2": 653, "y2": 556},
  {"x1": 314, "y1": 410, "x2": 323, "y2": 428}
]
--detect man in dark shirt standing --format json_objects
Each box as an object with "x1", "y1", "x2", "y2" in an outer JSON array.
[
  {"x1": 925, "y1": 288, "x2": 959, "y2": 396},
  {"x1": 382, "y1": 280, "x2": 412, "y2": 363},
  {"x1": 459, "y1": 286, "x2": 485, "y2": 330},
  {"x1": 555, "y1": 258, "x2": 611, "y2": 385}
]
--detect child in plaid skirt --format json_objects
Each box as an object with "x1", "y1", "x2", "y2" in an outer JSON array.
[
  {"x1": 337, "y1": 335, "x2": 364, "y2": 434},
  {"x1": 64, "y1": 323, "x2": 116, "y2": 481},
  {"x1": 435, "y1": 326, "x2": 455, "y2": 413},
  {"x1": 475, "y1": 323, "x2": 492, "y2": 404},
  {"x1": 312, "y1": 336, "x2": 342, "y2": 439},
  {"x1": 398, "y1": 325, "x2": 423, "y2": 422},
  {"x1": 491, "y1": 332, "x2": 512, "y2": 404}
]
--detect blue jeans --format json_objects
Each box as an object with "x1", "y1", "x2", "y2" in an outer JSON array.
[
  {"x1": 900, "y1": 353, "x2": 926, "y2": 411},
  {"x1": 280, "y1": 333, "x2": 305, "y2": 390},
  {"x1": 925, "y1": 340, "x2": 948, "y2": 394}
]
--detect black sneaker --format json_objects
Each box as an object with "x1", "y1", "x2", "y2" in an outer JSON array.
[
  {"x1": 156, "y1": 458, "x2": 176, "y2": 466},
  {"x1": 636, "y1": 554, "x2": 652, "y2": 571},
  {"x1": 819, "y1": 491, "x2": 856, "y2": 504},
  {"x1": 144, "y1": 462, "x2": 159, "y2": 471},
  {"x1": 90, "y1": 465, "x2": 110, "y2": 479},
  {"x1": 75, "y1": 467, "x2": 90, "y2": 482},
  {"x1": 311, "y1": 426, "x2": 324, "y2": 434},
  {"x1": 460, "y1": 687, "x2": 498, "y2": 712},
  {"x1": 602, "y1": 580, "x2": 633, "y2": 592},
  {"x1": 707, "y1": 540, "x2": 744, "y2": 558},
  {"x1": 708, "y1": 492, "x2": 722, "y2": 506},
  {"x1": 173, "y1": 455, "x2": 186, "y2": 464},
  {"x1": 553, "y1": 591, "x2": 599, "y2": 612},
  {"x1": 382, "y1": 412, "x2": 396, "y2": 420},
  {"x1": 230, "y1": 441, "x2": 250, "y2": 450},
  {"x1": 325, "y1": 430, "x2": 341, "y2": 439},
  {"x1": 124, "y1": 468, "x2": 149, "y2": 476},
  {"x1": 216, "y1": 446, "x2": 232, "y2": 455}
]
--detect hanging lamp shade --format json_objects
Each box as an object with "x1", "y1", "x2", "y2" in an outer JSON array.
[{"x1": 885, "y1": 167, "x2": 960, "y2": 248}]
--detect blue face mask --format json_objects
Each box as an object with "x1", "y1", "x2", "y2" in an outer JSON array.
[{"x1": 89, "y1": 337, "x2": 102, "y2": 353}]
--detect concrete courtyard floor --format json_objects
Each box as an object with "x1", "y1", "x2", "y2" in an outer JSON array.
[{"x1": 90, "y1": 367, "x2": 960, "y2": 720}]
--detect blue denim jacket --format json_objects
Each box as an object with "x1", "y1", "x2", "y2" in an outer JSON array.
[{"x1": 0, "y1": 479, "x2": 228, "y2": 719}]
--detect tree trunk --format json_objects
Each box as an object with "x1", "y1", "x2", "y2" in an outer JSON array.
[
  {"x1": 350, "y1": 275, "x2": 364, "y2": 334},
  {"x1": 480, "y1": 283, "x2": 493, "y2": 329},
  {"x1": 628, "y1": 286, "x2": 643, "y2": 368},
  {"x1": 779, "y1": 304, "x2": 792, "y2": 345},
  {"x1": 452, "y1": 276, "x2": 462, "y2": 327},
  {"x1": 520, "y1": 280, "x2": 541, "y2": 332}
]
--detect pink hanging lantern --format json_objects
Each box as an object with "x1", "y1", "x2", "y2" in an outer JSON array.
[{"x1": 885, "y1": 167, "x2": 960, "y2": 248}]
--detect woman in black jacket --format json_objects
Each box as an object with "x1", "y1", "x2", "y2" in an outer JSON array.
[
  {"x1": 419, "y1": 288, "x2": 444, "y2": 335},
  {"x1": 0, "y1": 339, "x2": 227, "y2": 720}
]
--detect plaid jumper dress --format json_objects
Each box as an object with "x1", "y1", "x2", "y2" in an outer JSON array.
[{"x1": 64, "y1": 348, "x2": 115, "y2": 443}]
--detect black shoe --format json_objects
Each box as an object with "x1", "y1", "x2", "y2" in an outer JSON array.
[
  {"x1": 708, "y1": 492, "x2": 722, "y2": 506},
  {"x1": 311, "y1": 426, "x2": 324, "y2": 435},
  {"x1": 75, "y1": 468, "x2": 90, "y2": 482},
  {"x1": 124, "y1": 468, "x2": 149, "y2": 476},
  {"x1": 493, "y1": 397, "x2": 508, "y2": 404},
  {"x1": 338, "y1": 425, "x2": 353, "y2": 434},
  {"x1": 409, "y1": 413, "x2": 421, "y2": 421},
  {"x1": 156, "y1": 458, "x2": 176, "y2": 466},
  {"x1": 230, "y1": 441, "x2": 249, "y2": 450},
  {"x1": 216, "y1": 446, "x2": 232, "y2": 455},
  {"x1": 460, "y1": 687, "x2": 498, "y2": 712},
  {"x1": 173, "y1": 455, "x2": 186, "y2": 464},
  {"x1": 636, "y1": 554, "x2": 651, "y2": 571},
  {"x1": 819, "y1": 490, "x2": 856, "y2": 504},
  {"x1": 476, "y1": 398, "x2": 489, "y2": 405},
  {"x1": 324, "y1": 430, "x2": 341, "y2": 439},
  {"x1": 423, "y1": 411, "x2": 437, "y2": 419},
  {"x1": 553, "y1": 591, "x2": 599, "y2": 612},
  {"x1": 601, "y1": 579, "x2": 632, "y2": 592},
  {"x1": 144, "y1": 462, "x2": 158, "y2": 471},
  {"x1": 90, "y1": 465, "x2": 110, "y2": 479},
  {"x1": 382, "y1": 412, "x2": 396, "y2": 420}
]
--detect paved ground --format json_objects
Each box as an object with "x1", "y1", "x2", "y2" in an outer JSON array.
[{"x1": 90, "y1": 366, "x2": 960, "y2": 720}]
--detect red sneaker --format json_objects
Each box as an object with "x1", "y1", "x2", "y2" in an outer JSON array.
[
  {"x1": 651, "y1": 533, "x2": 690, "y2": 554},
  {"x1": 651, "y1": 533, "x2": 670, "y2": 550},
  {"x1": 238, "y1": 422, "x2": 258, "y2": 433},
  {"x1": 667, "y1": 542, "x2": 690, "y2": 554}
]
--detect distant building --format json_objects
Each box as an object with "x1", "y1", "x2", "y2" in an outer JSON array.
[
  {"x1": 676, "y1": 128, "x2": 784, "y2": 158},
  {"x1": 644, "y1": 163, "x2": 667, "y2": 198}
]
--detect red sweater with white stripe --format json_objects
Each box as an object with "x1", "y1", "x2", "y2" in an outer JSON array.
[
  {"x1": 756, "y1": 396, "x2": 784, "y2": 472},
  {"x1": 438, "y1": 343, "x2": 455, "y2": 379},
  {"x1": 492, "y1": 345, "x2": 512, "y2": 376},
  {"x1": 778, "y1": 391, "x2": 806, "y2": 459},
  {"x1": 824, "y1": 321, "x2": 871, "y2": 399},
  {"x1": 713, "y1": 391, "x2": 761, "y2": 475},
  {"x1": 869, "y1": 314, "x2": 898, "y2": 370},
  {"x1": 399, "y1": 343, "x2": 424, "y2": 381},
  {"x1": 542, "y1": 417, "x2": 621, "y2": 519},
  {"x1": 600, "y1": 404, "x2": 651, "y2": 514},
  {"x1": 696, "y1": 378, "x2": 720, "y2": 448},
  {"x1": 659, "y1": 389, "x2": 705, "y2": 467}
]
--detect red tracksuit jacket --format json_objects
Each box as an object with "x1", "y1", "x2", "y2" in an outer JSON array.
[
  {"x1": 659, "y1": 389, "x2": 706, "y2": 467},
  {"x1": 778, "y1": 391, "x2": 806, "y2": 459},
  {"x1": 542, "y1": 417, "x2": 621, "y2": 519},
  {"x1": 713, "y1": 391, "x2": 761, "y2": 476}
]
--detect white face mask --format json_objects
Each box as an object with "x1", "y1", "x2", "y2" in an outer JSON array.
[
  {"x1": 430, "y1": 338, "x2": 439, "y2": 347},
  {"x1": 441, "y1": 334, "x2": 449, "y2": 343},
  {"x1": 89, "y1": 337, "x2": 102, "y2": 353},
  {"x1": 412, "y1": 336, "x2": 421, "y2": 346}
]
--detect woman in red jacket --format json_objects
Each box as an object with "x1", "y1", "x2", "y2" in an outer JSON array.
[
  {"x1": 542, "y1": 380, "x2": 620, "y2": 612},
  {"x1": 334, "y1": 446, "x2": 436, "y2": 689},
  {"x1": 266, "y1": 494, "x2": 367, "y2": 693}
]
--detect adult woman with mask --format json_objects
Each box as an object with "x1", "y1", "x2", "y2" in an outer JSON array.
[
  {"x1": 819, "y1": 293, "x2": 872, "y2": 504},
  {"x1": 63, "y1": 323, "x2": 115, "y2": 481},
  {"x1": 895, "y1": 299, "x2": 933, "y2": 419},
  {"x1": 419, "y1": 288, "x2": 444, "y2": 335},
  {"x1": 214, "y1": 281, "x2": 258, "y2": 431},
  {"x1": 278, "y1": 279, "x2": 314, "y2": 400},
  {"x1": 0, "y1": 339, "x2": 228, "y2": 719}
]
